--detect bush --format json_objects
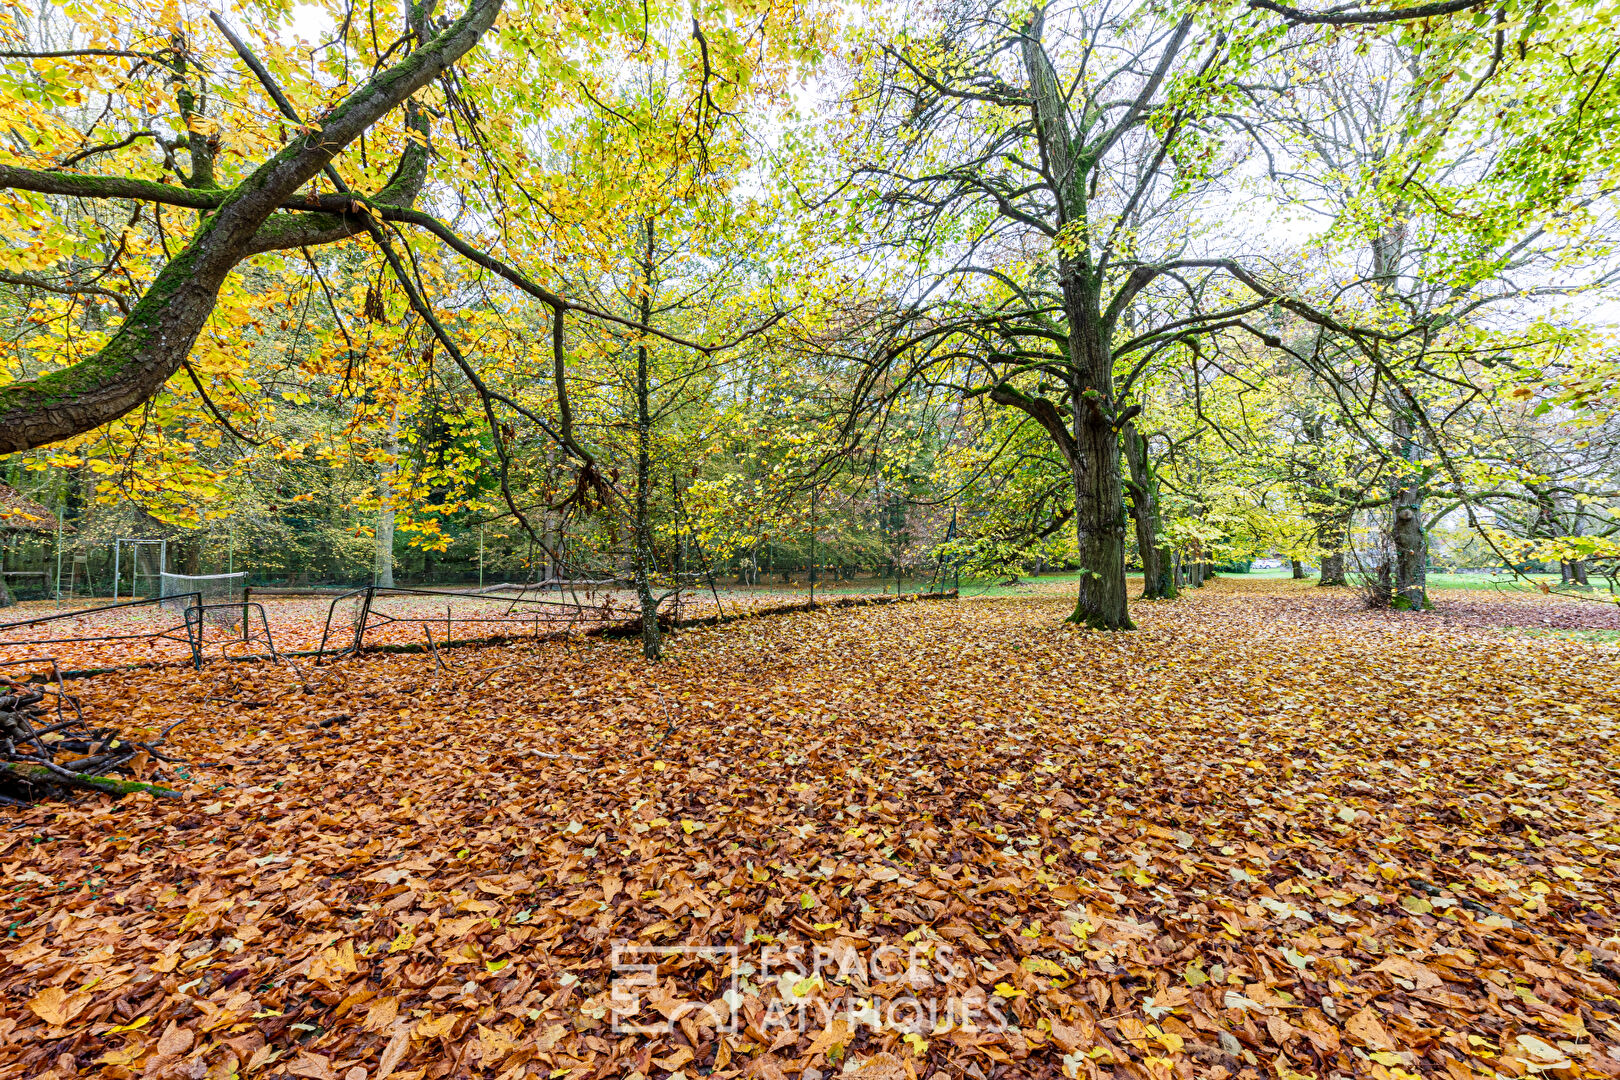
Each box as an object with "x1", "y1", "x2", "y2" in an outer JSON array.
[{"x1": 1213, "y1": 558, "x2": 1253, "y2": 573}]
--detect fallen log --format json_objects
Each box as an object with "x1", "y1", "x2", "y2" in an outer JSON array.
[
  {"x1": 1, "y1": 761, "x2": 182, "y2": 799},
  {"x1": 2, "y1": 667, "x2": 187, "y2": 805}
]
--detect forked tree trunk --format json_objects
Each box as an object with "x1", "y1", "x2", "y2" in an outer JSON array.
[
  {"x1": 1389, "y1": 409, "x2": 1427, "y2": 610},
  {"x1": 998, "y1": 14, "x2": 1137, "y2": 631},
  {"x1": 1123, "y1": 422, "x2": 1175, "y2": 600},
  {"x1": 1319, "y1": 550, "x2": 1347, "y2": 586}
]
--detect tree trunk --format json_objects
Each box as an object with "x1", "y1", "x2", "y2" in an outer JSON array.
[
  {"x1": 375, "y1": 410, "x2": 397, "y2": 588},
  {"x1": 1122, "y1": 421, "x2": 1174, "y2": 600},
  {"x1": 1291, "y1": 558, "x2": 1305, "y2": 579},
  {"x1": 633, "y1": 221, "x2": 661, "y2": 661},
  {"x1": 1011, "y1": 13, "x2": 1136, "y2": 630},
  {"x1": 1392, "y1": 499, "x2": 1425, "y2": 608},
  {"x1": 543, "y1": 443, "x2": 560, "y2": 584},
  {"x1": 1390, "y1": 409, "x2": 1427, "y2": 610},
  {"x1": 180, "y1": 537, "x2": 202, "y2": 576},
  {"x1": 1064, "y1": 405, "x2": 1132, "y2": 627},
  {"x1": 1314, "y1": 502, "x2": 1351, "y2": 586}
]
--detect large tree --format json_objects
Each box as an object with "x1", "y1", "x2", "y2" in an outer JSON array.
[
  {"x1": 0, "y1": 0, "x2": 819, "y2": 456},
  {"x1": 829, "y1": 0, "x2": 1293, "y2": 627},
  {"x1": 0, "y1": 0, "x2": 501, "y2": 450}
]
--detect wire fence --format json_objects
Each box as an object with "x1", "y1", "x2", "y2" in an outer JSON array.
[
  {"x1": 315, "y1": 585, "x2": 627, "y2": 659},
  {"x1": 0, "y1": 580, "x2": 959, "y2": 678},
  {"x1": 0, "y1": 595, "x2": 205, "y2": 670}
]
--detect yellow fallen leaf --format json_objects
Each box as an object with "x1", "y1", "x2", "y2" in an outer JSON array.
[
  {"x1": 415, "y1": 1012, "x2": 460, "y2": 1039},
  {"x1": 106, "y1": 1014, "x2": 154, "y2": 1035},
  {"x1": 98, "y1": 1046, "x2": 147, "y2": 1067},
  {"x1": 1022, "y1": 955, "x2": 1067, "y2": 978}
]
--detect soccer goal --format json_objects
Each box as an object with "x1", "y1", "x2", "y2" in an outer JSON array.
[
  {"x1": 112, "y1": 538, "x2": 166, "y2": 600},
  {"x1": 159, "y1": 571, "x2": 248, "y2": 613}
]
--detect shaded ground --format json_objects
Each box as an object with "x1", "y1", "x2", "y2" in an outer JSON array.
[{"x1": 3, "y1": 579, "x2": 1619, "y2": 1080}]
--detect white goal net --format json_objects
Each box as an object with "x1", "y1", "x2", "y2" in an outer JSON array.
[{"x1": 159, "y1": 571, "x2": 248, "y2": 613}]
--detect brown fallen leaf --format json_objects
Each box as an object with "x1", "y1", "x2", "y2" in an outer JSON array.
[
  {"x1": 1371, "y1": 955, "x2": 1444, "y2": 990},
  {"x1": 806, "y1": 1017, "x2": 851, "y2": 1057},
  {"x1": 156, "y1": 1021, "x2": 194, "y2": 1057},
  {"x1": 1344, "y1": 1006, "x2": 1396, "y2": 1051},
  {"x1": 852, "y1": 1052, "x2": 911, "y2": 1080},
  {"x1": 26, "y1": 987, "x2": 91, "y2": 1027},
  {"x1": 653, "y1": 1046, "x2": 694, "y2": 1070},
  {"x1": 286, "y1": 1051, "x2": 338, "y2": 1080},
  {"x1": 362, "y1": 996, "x2": 399, "y2": 1033},
  {"x1": 376, "y1": 1025, "x2": 412, "y2": 1080}
]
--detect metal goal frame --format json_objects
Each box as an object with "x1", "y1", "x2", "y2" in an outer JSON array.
[{"x1": 112, "y1": 538, "x2": 167, "y2": 601}]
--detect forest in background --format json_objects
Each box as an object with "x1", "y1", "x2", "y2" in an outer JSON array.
[{"x1": 0, "y1": 0, "x2": 1617, "y2": 641}]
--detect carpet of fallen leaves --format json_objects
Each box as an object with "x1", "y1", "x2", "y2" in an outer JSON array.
[{"x1": 4, "y1": 578, "x2": 1620, "y2": 1080}]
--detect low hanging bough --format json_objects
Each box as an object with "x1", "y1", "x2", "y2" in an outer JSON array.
[{"x1": 0, "y1": 669, "x2": 183, "y2": 803}]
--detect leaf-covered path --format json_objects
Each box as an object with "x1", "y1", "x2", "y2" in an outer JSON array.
[{"x1": 5, "y1": 580, "x2": 1619, "y2": 1080}]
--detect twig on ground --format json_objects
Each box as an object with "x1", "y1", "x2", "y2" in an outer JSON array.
[
  {"x1": 468, "y1": 664, "x2": 513, "y2": 689},
  {"x1": 424, "y1": 626, "x2": 448, "y2": 675}
]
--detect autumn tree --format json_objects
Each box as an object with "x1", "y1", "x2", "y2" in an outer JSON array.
[
  {"x1": 825, "y1": 0, "x2": 1297, "y2": 627},
  {"x1": 1237, "y1": 29, "x2": 1618, "y2": 608}
]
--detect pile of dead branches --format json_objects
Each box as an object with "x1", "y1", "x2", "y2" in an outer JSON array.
[{"x1": 1, "y1": 672, "x2": 182, "y2": 804}]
